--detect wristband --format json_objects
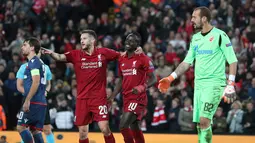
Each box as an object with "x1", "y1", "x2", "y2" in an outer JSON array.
[
  {"x1": 228, "y1": 74, "x2": 235, "y2": 82},
  {"x1": 167, "y1": 72, "x2": 177, "y2": 82}
]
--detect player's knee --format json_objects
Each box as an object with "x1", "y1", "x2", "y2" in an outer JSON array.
[
  {"x1": 119, "y1": 121, "x2": 129, "y2": 130},
  {"x1": 16, "y1": 125, "x2": 26, "y2": 133},
  {"x1": 100, "y1": 126, "x2": 111, "y2": 136},
  {"x1": 199, "y1": 117, "x2": 210, "y2": 129},
  {"x1": 79, "y1": 126, "x2": 88, "y2": 139},
  {"x1": 98, "y1": 121, "x2": 111, "y2": 136},
  {"x1": 43, "y1": 128, "x2": 52, "y2": 135},
  {"x1": 130, "y1": 121, "x2": 140, "y2": 130},
  {"x1": 43, "y1": 125, "x2": 52, "y2": 135}
]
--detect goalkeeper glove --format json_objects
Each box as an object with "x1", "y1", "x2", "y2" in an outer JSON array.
[
  {"x1": 158, "y1": 72, "x2": 177, "y2": 93},
  {"x1": 222, "y1": 80, "x2": 236, "y2": 104}
]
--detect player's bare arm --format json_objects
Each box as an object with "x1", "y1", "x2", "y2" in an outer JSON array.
[
  {"x1": 46, "y1": 80, "x2": 51, "y2": 93},
  {"x1": 174, "y1": 62, "x2": 191, "y2": 77},
  {"x1": 229, "y1": 62, "x2": 237, "y2": 76},
  {"x1": 108, "y1": 76, "x2": 123, "y2": 101},
  {"x1": 147, "y1": 72, "x2": 157, "y2": 87},
  {"x1": 17, "y1": 78, "x2": 25, "y2": 94},
  {"x1": 41, "y1": 47, "x2": 67, "y2": 62},
  {"x1": 158, "y1": 62, "x2": 190, "y2": 93},
  {"x1": 23, "y1": 74, "x2": 40, "y2": 112}
]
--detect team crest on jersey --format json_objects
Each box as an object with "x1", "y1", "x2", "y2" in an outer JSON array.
[
  {"x1": 209, "y1": 36, "x2": 214, "y2": 42},
  {"x1": 98, "y1": 54, "x2": 102, "y2": 61},
  {"x1": 132, "y1": 61, "x2": 137, "y2": 67}
]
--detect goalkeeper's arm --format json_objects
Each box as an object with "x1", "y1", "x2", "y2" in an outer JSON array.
[
  {"x1": 164, "y1": 62, "x2": 191, "y2": 82},
  {"x1": 158, "y1": 62, "x2": 190, "y2": 93},
  {"x1": 223, "y1": 61, "x2": 237, "y2": 103}
]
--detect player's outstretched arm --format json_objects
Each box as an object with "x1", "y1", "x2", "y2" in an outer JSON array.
[
  {"x1": 158, "y1": 62, "x2": 190, "y2": 93},
  {"x1": 41, "y1": 47, "x2": 67, "y2": 62},
  {"x1": 108, "y1": 77, "x2": 123, "y2": 101},
  {"x1": 222, "y1": 62, "x2": 237, "y2": 104}
]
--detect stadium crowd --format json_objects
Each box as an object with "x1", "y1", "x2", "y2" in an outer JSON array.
[{"x1": 0, "y1": 0, "x2": 254, "y2": 135}]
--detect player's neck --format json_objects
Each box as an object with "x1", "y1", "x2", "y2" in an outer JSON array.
[
  {"x1": 27, "y1": 53, "x2": 36, "y2": 61},
  {"x1": 83, "y1": 46, "x2": 95, "y2": 55},
  {"x1": 127, "y1": 51, "x2": 135, "y2": 58},
  {"x1": 201, "y1": 24, "x2": 213, "y2": 34}
]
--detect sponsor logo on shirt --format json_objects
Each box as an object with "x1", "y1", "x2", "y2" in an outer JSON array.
[
  {"x1": 194, "y1": 45, "x2": 213, "y2": 55},
  {"x1": 122, "y1": 69, "x2": 137, "y2": 76},
  {"x1": 81, "y1": 62, "x2": 100, "y2": 69},
  {"x1": 226, "y1": 43, "x2": 232, "y2": 47}
]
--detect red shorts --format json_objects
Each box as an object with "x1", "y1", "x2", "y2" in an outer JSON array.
[
  {"x1": 74, "y1": 98, "x2": 109, "y2": 126},
  {"x1": 123, "y1": 99, "x2": 147, "y2": 120}
]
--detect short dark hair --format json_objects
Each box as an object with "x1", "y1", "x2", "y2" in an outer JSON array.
[
  {"x1": 80, "y1": 29, "x2": 97, "y2": 41},
  {"x1": 194, "y1": 6, "x2": 211, "y2": 22},
  {"x1": 24, "y1": 37, "x2": 41, "y2": 54},
  {"x1": 127, "y1": 32, "x2": 141, "y2": 45}
]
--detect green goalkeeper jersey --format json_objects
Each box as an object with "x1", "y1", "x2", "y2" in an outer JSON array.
[{"x1": 184, "y1": 27, "x2": 237, "y2": 86}]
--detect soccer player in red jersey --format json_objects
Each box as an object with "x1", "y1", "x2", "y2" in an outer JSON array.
[
  {"x1": 41, "y1": 30, "x2": 142, "y2": 143},
  {"x1": 108, "y1": 32, "x2": 157, "y2": 143}
]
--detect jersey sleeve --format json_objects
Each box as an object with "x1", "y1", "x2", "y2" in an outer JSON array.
[
  {"x1": 16, "y1": 64, "x2": 26, "y2": 79},
  {"x1": 29, "y1": 59, "x2": 41, "y2": 76},
  {"x1": 45, "y1": 65, "x2": 52, "y2": 80},
  {"x1": 64, "y1": 50, "x2": 77, "y2": 63},
  {"x1": 219, "y1": 32, "x2": 238, "y2": 64},
  {"x1": 183, "y1": 37, "x2": 196, "y2": 64},
  {"x1": 102, "y1": 48, "x2": 120, "y2": 61},
  {"x1": 142, "y1": 56, "x2": 154, "y2": 73}
]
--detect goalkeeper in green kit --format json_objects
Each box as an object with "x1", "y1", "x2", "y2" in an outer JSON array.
[{"x1": 158, "y1": 6, "x2": 237, "y2": 143}]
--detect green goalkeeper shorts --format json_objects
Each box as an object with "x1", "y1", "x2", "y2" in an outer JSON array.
[{"x1": 193, "y1": 85, "x2": 224, "y2": 123}]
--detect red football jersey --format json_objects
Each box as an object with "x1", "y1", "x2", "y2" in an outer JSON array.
[
  {"x1": 65, "y1": 48, "x2": 120, "y2": 99},
  {"x1": 118, "y1": 53, "x2": 154, "y2": 104}
]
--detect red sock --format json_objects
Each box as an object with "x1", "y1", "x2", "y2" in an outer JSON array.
[
  {"x1": 104, "y1": 133, "x2": 115, "y2": 143},
  {"x1": 131, "y1": 129, "x2": 145, "y2": 143},
  {"x1": 120, "y1": 128, "x2": 134, "y2": 143},
  {"x1": 79, "y1": 138, "x2": 89, "y2": 143}
]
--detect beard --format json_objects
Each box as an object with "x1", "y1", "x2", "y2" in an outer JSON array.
[
  {"x1": 22, "y1": 51, "x2": 28, "y2": 57},
  {"x1": 82, "y1": 43, "x2": 91, "y2": 50},
  {"x1": 193, "y1": 20, "x2": 203, "y2": 30}
]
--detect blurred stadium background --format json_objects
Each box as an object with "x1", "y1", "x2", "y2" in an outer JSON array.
[{"x1": 0, "y1": 0, "x2": 255, "y2": 142}]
